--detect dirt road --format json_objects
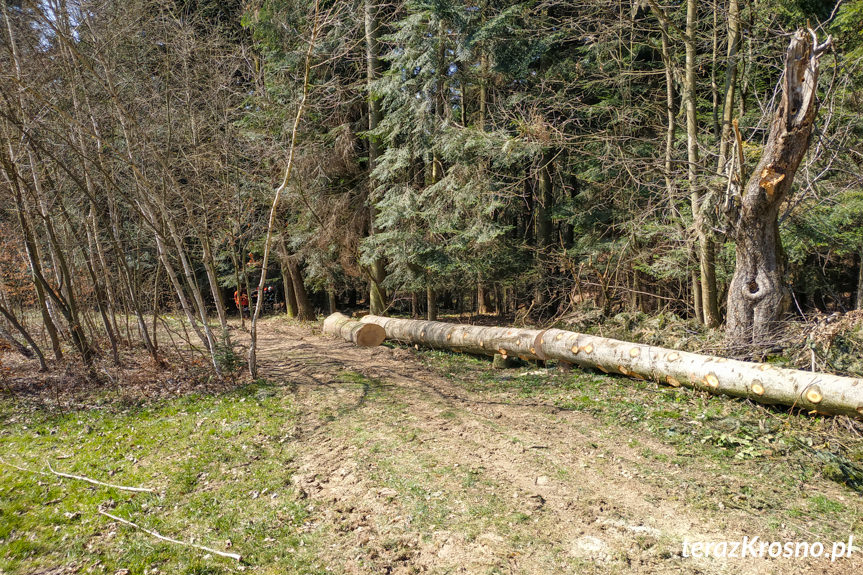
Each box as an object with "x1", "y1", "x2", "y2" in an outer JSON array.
[{"x1": 251, "y1": 318, "x2": 863, "y2": 574}]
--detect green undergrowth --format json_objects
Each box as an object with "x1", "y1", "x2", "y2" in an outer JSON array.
[
  {"x1": 0, "y1": 381, "x2": 326, "y2": 575},
  {"x1": 558, "y1": 310, "x2": 716, "y2": 354}
]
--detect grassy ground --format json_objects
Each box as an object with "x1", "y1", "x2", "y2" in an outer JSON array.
[
  {"x1": 3, "y1": 316, "x2": 863, "y2": 574},
  {"x1": 0, "y1": 381, "x2": 325, "y2": 575}
]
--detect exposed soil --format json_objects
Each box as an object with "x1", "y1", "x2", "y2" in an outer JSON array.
[
  {"x1": 246, "y1": 318, "x2": 863, "y2": 574},
  {"x1": 3, "y1": 316, "x2": 861, "y2": 574}
]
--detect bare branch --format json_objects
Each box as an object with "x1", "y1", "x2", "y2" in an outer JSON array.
[
  {"x1": 47, "y1": 462, "x2": 156, "y2": 493},
  {"x1": 98, "y1": 508, "x2": 242, "y2": 562}
]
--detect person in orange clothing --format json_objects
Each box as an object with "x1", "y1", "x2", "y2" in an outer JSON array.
[{"x1": 234, "y1": 289, "x2": 249, "y2": 317}]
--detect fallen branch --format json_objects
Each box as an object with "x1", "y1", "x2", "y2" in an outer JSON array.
[
  {"x1": 0, "y1": 458, "x2": 50, "y2": 476},
  {"x1": 48, "y1": 462, "x2": 156, "y2": 493},
  {"x1": 98, "y1": 508, "x2": 242, "y2": 561}
]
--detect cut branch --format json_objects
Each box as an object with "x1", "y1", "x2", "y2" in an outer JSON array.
[{"x1": 0, "y1": 458, "x2": 50, "y2": 476}]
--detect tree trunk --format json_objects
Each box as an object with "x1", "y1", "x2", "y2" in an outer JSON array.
[
  {"x1": 0, "y1": 323, "x2": 32, "y2": 360},
  {"x1": 361, "y1": 315, "x2": 863, "y2": 419},
  {"x1": 323, "y1": 312, "x2": 385, "y2": 347},
  {"x1": 0, "y1": 302, "x2": 47, "y2": 370},
  {"x1": 427, "y1": 285, "x2": 438, "y2": 321},
  {"x1": 275, "y1": 236, "x2": 299, "y2": 318},
  {"x1": 536, "y1": 149, "x2": 554, "y2": 250},
  {"x1": 369, "y1": 259, "x2": 387, "y2": 316},
  {"x1": 365, "y1": 0, "x2": 387, "y2": 315},
  {"x1": 327, "y1": 283, "x2": 337, "y2": 314},
  {"x1": 282, "y1": 267, "x2": 298, "y2": 318},
  {"x1": 726, "y1": 29, "x2": 830, "y2": 348},
  {"x1": 477, "y1": 281, "x2": 492, "y2": 315},
  {"x1": 717, "y1": 0, "x2": 741, "y2": 173},
  {"x1": 684, "y1": 0, "x2": 720, "y2": 328},
  {"x1": 857, "y1": 248, "x2": 863, "y2": 311},
  {"x1": 289, "y1": 259, "x2": 316, "y2": 321}
]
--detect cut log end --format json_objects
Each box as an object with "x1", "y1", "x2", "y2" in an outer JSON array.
[
  {"x1": 805, "y1": 386, "x2": 823, "y2": 405},
  {"x1": 355, "y1": 324, "x2": 386, "y2": 347},
  {"x1": 705, "y1": 373, "x2": 720, "y2": 389},
  {"x1": 322, "y1": 312, "x2": 386, "y2": 347}
]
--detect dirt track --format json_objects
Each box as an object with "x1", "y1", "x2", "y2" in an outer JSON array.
[{"x1": 251, "y1": 319, "x2": 863, "y2": 574}]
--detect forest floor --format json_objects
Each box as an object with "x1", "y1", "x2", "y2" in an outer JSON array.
[{"x1": 2, "y1": 315, "x2": 863, "y2": 574}]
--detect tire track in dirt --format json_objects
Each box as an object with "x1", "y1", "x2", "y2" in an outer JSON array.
[{"x1": 251, "y1": 319, "x2": 861, "y2": 575}]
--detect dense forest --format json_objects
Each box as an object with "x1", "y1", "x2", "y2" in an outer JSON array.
[{"x1": 2, "y1": 0, "x2": 862, "y2": 376}]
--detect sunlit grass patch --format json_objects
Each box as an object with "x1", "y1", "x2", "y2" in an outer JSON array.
[{"x1": 0, "y1": 381, "x2": 327, "y2": 575}]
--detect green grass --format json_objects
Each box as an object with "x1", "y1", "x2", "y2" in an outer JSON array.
[
  {"x1": 0, "y1": 381, "x2": 327, "y2": 575},
  {"x1": 5, "y1": 340, "x2": 863, "y2": 574}
]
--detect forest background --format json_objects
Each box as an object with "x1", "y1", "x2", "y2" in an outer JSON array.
[{"x1": 2, "y1": 0, "x2": 862, "y2": 377}]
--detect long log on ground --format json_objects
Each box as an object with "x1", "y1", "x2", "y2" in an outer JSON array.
[
  {"x1": 359, "y1": 315, "x2": 544, "y2": 361},
  {"x1": 323, "y1": 313, "x2": 386, "y2": 347},
  {"x1": 361, "y1": 315, "x2": 863, "y2": 419}
]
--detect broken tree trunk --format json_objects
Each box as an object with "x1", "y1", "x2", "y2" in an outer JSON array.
[
  {"x1": 361, "y1": 315, "x2": 863, "y2": 419},
  {"x1": 323, "y1": 313, "x2": 386, "y2": 347},
  {"x1": 726, "y1": 29, "x2": 831, "y2": 348}
]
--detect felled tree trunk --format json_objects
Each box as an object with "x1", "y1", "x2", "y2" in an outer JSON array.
[
  {"x1": 726, "y1": 29, "x2": 831, "y2": 348},
  {"x1": 323, "y1": 313, "x2": 386, "y2": 347},
  {"x1": 538, "y1": 328, "x2": 863, "y2": 419},
  {"x1": 361, "y1": 315, "x2": 863, "y2": 419},
  {"x1": 360, "y1": 315, "x2": 544, "y2": 361}
]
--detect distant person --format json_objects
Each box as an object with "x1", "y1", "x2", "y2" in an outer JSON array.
[{"x1": 234, "y1": 289, "x2": 249, "y2": 317}]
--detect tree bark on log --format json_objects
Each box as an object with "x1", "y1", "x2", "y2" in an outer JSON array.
[
  {"x1": 360, "y1": 315, "x2": 544, "y2": 361},
  {"x1": 361, "y1": 315, "x2": 863, "y2": 419},
  {"x1": 323, "y1": 313, "x2": 386, "y2": 347}
]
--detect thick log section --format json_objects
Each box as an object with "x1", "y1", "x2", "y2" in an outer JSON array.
[
  {"x1": 361, "y1": 315, "x2": 863, "y2": 419},
  {"x1": 322, "y1": 312, "x2": 386, "y2": 347},
  {"x1": 359, "y1": 315, "x2": 544, "y2": 361}
]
